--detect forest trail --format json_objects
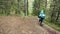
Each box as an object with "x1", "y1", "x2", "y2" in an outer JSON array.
[{"x1": 0, "y1": 16, "x2": 60, "y2": 34}]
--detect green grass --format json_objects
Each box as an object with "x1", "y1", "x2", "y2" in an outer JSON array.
[{"x1": 44, "y1": 20, "x2": 60, "y2": 32}]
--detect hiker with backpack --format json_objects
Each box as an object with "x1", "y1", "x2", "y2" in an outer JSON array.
[{"x1": 38, "y1": 10, "x2": 45, "y2": 26}]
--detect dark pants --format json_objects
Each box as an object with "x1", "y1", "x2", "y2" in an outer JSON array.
[{"x1": 39, "y1": 17, "x2": 44, "y2": 26}]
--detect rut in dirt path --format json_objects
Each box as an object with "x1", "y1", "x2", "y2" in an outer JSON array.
[{"x1": 0, "y1": 16, "x2": 60, "y2": 34}]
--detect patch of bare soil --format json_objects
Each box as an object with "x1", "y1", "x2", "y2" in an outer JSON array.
[
  {"x1": 0, "y1": 16, "x2": 60, "y2": 34},
  {"x1": 0, "y1": 16, "x2": 49, "y2": 34}
]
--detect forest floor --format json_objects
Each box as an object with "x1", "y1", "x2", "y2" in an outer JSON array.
[{"x1": 0, "y1": 16, "x2": 60, "y2": 34}]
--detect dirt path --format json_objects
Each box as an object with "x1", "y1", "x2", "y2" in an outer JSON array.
[
  {"x1": 0, "y1": 16, "x2": 60, "y2": 34},
  {"x1": 40, "y1": 23, "x2": 60, "y2": 34}
]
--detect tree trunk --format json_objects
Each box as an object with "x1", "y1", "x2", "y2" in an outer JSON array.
[
  {"x1": 24, "y1": 0, "x2": 28, "y2": 16},
  {"x1": 56, "y1": 11, "x2": 59, "y2": 22},
  {"x1": 27, "y1": 0, "x2": 28, "y2": 16}
]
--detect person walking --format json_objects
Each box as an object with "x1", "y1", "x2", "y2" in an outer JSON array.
[{"x1": 38, "y1": 10, "x2": 45, "y2": 26}]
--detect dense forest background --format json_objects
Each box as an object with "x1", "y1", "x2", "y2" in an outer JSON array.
[{"x1": 0, "y1": 0, "x2": 60, "y2": 30}]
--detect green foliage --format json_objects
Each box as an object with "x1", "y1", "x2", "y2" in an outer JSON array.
[
  {"x1": 50, "y1": 0, "x2": 60, "y2": 24},
  {"x1": 32, "y1": 0, "x2": 40, "y2": 16},
  {"x1": 0, "y1": 0, "x2": 26, "y2": 16}
]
